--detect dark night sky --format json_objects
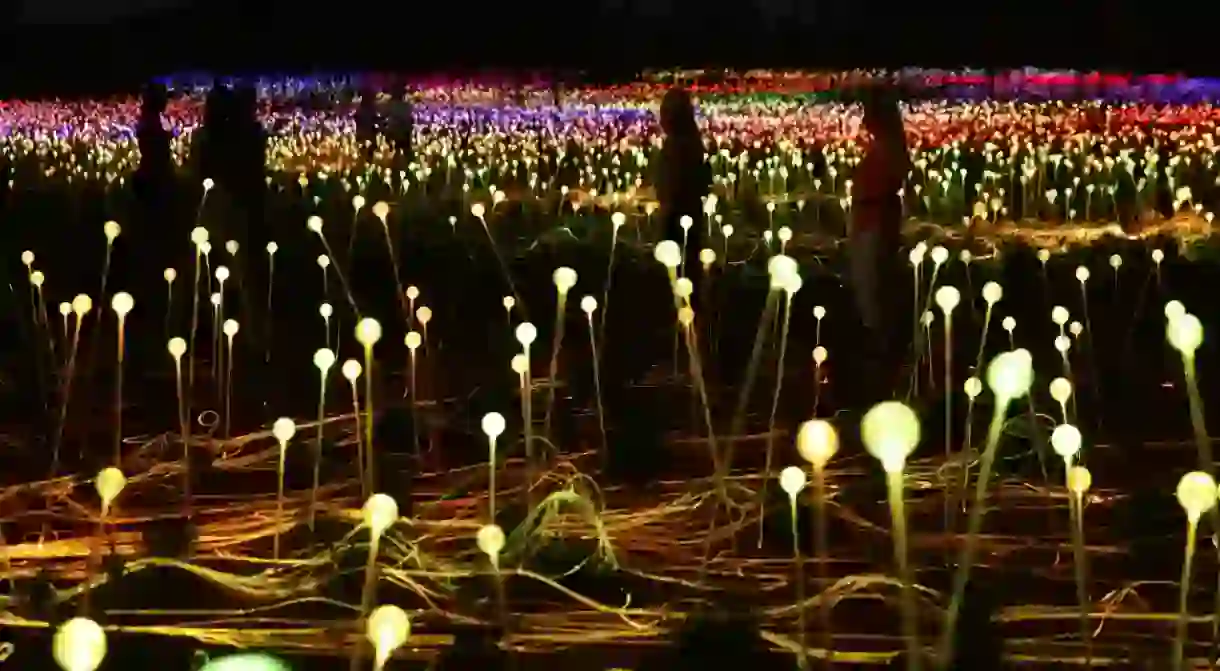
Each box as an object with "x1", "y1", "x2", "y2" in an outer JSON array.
[{"x1": 18, "y1": 0, "x2": 190, "y2": 23}]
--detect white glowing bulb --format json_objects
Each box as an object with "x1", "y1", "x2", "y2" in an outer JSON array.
[
  {"x1": 1075, "y1": 266, "x2": 1090, "y2": 283},
  {"x1": 477, "y1": 524, "x2": 506, "y2": 557},
  {"x1": 342, "y1": 359, "x2": 363, "y2": 381},
  {"x1": 53, "y1": 617, "x2": 107, "y2": 671},
  {"x1": 482, "y1": 412, "x2": 506, "y2": 438},
  {"x1": 654, "y1": 240, "x2": 682, "y2": 269},
  {"x1": 164, "y1": 268, "x2": 177, "y2": 283},
  {"x1": 363, "y1": 493, "x2": 399, "y2": 537},
  {"x1": 1165, "y1": 300, "x2": 1186, "y2": 323},
  {"x1": 471, "y1": 203, "x2": 486, "y2": 219},
  {"x1": 964, "y1": 376, "x2": 982, "y2": 399},
  {"x1": 580, "y1": 295, "x2": 598, "y2": 314},
  {"x1": 405, "y1": 331, "x2": 422, "y2": 351},
  {"x1": 1050, "y1": 423, "x2": 1083, "y2": 459},
  {"x1": 935, "y1": 285, "x2": 960, "y2": 313},
  {"x1": 553, "y1": 267, "x2": 578, "y2": 293},
  {"x1": 313, "y1": 348, "x2": 335, "y2": 372},
  {"x1": 366, "y1": 605, "x2": 410, "y2": 669},
  {"x1": 215, "y1": 266, "x2": 230, "y2": 282},
  {"x1": 272, "y1": 417, "x2": 296, "y2": 444},
  {"x1": 1051, "y1": 306, "x2": 1070, "y2": 326},
  {"x1": 779, "y1": 466, "x2": 807, "y2": 497},
  {"x1": 168, "y1": 337, "x2": 186, "y2": 358},
  {"x1": 110, "y1": 292, "x2": 134, "y2": 316},
  {"x1": 812, "y1": 345, "x2": 827, "y2": 365},
  {"x1": 515, "y1": 322, "x2": 537, "y2": 347},
  {"x1": 72, "y1": 294, "x2": 93, "y2": 316},
  {"x1": 306, "y1": 216, "x2": 323, "y2": 233},
  {"x1": 930, "y1": 245, "x2": 948, "y2": 265},
  {"x1": 982, "y1": 281, "x2": 1002, "y2": 305},
  {"x1": 1050, "y1": 377, "x2": 1072, "y2": 404}
]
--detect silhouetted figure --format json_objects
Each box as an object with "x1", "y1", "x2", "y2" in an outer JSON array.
[
  {"x1": 195, "y1": 82, "x2": 233, "y2": 185},
  {"x1": 850, "y1": 85, "x2": 911, "y2": 401},
  {"x1": 356, "y1": 87, "x2": 379, "y2": 162},
  {"x1": 386, "y1": 84, "x2": 414, "y2": 166},
  {"x1": 656, "y1": 87, "x2": 710, "y2": 280},
  {"x1": 133, "y1": 83, "x2": 177, "y2": 281}
]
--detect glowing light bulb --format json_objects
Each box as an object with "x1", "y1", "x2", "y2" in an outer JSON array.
[
  {"x1": 1050, "y1": 424, "x2": 1083, "y2": 460},
  {"x1": 1152, "y1": 249, "x2": 1165, "y2": 264},
  {"x1": 1002, "y1": 316, "x2": 1016, "y2": 333},
  {"x1": 813, "y1": 305, "x2": 826, "y2": 320},
  {"x1": 363, "y1": 493, "x2": 399, "y2": 537},
  {"x1": 366, "y1": 604, "x2": 410, "y2": 669},
  {"x1": 72, "y1": 294, "x2": 92, "y2": 317},
  {"x1": 190, "y1": 227, "x2": 209, "y2": 246},
  {"x1": 482, "y1": 412, "x2": 506, "y2": 438},
  {"x1": 580, "y1": 296, "x2": 597, "y2": 314},
  {"x1": 1176, "y1": 471, "x2": 1218, "y2": 522},
  {"x1": 356, "y1": 318, "x2": 383, "y2": 347},
  {"x1": 313, "y1": 348, "x2": 335, "y2": 372},
  {"x1": 699, "y1": 248, "x2": 716, "y2": 266},
  {"x1": 272, "y1": 418, "x2": 296, "y2": 444},
  {"x1": 930, "y1": 245, "x2": 948, "y2": 266},
  {"x1": 164, "y1": 268, "x2": 177, "y2": 283},
  {"x1": 986, "y1": 348, "x2": 1034, "y2": 401},
  {"x1": 317, "y1": 255, "x2": 329, "y2": 269},
  {"x1": 266, "y1": 241, "x2": 278, "y2": 255},
  {"x1": 861, "y1": 401, "x2": 920, "y2": 473},
  {"x1": 654, "y1": 240, "x2": 682, "y2": 269},
  {"x1": 935, "y1": 285, "x2": 960, "y2": 313},
  {"x1": 553, "y1": 267, "x2": 577, "y2": 293},
  {"x1": 110, "y1": 292, "x2": 133, "y2": 316},
  {"x1": 416, "y1": 306, "x2": 432, "y2": 325},
  {"x1": 30, "y1": 271, "x2": 44, "y2": 287},
  {"x1": 320, "y1": 302, "x2": 333, "y2": 319},
  {"x1": 168, "y1": 337, "x2": 186, "y2": 358},
  {"x1": 21, "y1": 250, "x2": 33, "y2": 266},
  {"x1": 477, "y1": 523, "x2": 506, "y2": 557},
  {"x1": 103, "y1": 220, "x2": 121, "y2": 241},
  {"x1": 511, "y1": 354, "x2": 528, "y2": 375},
  {"x1": 202, "y1": 178, "x2": 214, "y2": 191},
  {"x1": 53, "y1": 617, "x2": 107, "y2": 671},
  {"x1": 342, "y1": 359, "x2": 363, "y2": 382},
  {"x1": 1067, "y1": 466, "x2": 1092, "y2": 496},
  {"x1": 95, "y1": 467, "x2": 126, "y2": 506},
  {"x1": 779, "y1": 465, "x2": 807, "y2": 497},
  {"x1": 515, "y1": 322, "x2": 537, "y2": 347},
  {"x1": 471, "y1": 203, "x2": 486, "y2": 219},
  {"x1": 1050, "y1": 377, "x2": 1072, "y2": 404},
  {"x1": 306, "y1": 216, "x2": 323, "y2": 233},
  {"x1": 1109, "y1": 254, "x2": 1122, "y2": 270},
  {"x1": 797, "y1": 419, "x2": 838, "y2": 469},
  {"x1": 373, "y1": 201, "x2": 389, "y2": 219},
  {"x1": 964, "y1": 376, "x2": 982, "y2": 399},
  {"x1": 812, "y1": 345, "x2": 827, "y2": 365},
  {"x1": 1075, "y1": 266, "x2": 1090, "y2": 283},
  {"x1": 982, "y1": 281, "x2": 1002, "y2": 304},
  {"x1": 352, "y1": 195, "x2": 366, "y2": 211},
  {"x1": 611, "y1": 212, "x2": 626, "y2": 228},
  {"x1": 406, "y1": 286, "x2": 420, "y2": 301},
  {"x1": 1168, "y1": 312, "x2": 1203, "y2": 357},
  {"x1": 1165, "y1": 300, "x2": 1186, "y2": 323},
  {"x1": 1052, "y1": 306, "x2": 1070, "y2": 326}
]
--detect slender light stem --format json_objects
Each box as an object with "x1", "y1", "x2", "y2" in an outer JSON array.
[
  {"x1": 275, "y1": 443, "x2": 286, "y2": 559},
  {"x1": 791, "y1": 495, "x2": 808, "y2": 670},
  {"x1": 813, "y1": 467, "x2": 832, "y2": 668},
  {"x1": 114, "y1": 317, "x2": 126, "y2": 466},
  {"x1": 886, "y1": 468, "x2": 920, "y2": 671},
  {"x1": 1174, "y1": 520, "x2": 1199, "y2": 671},
  {"x1": 1069, "y1": 489, "x2": 1092, "y2": 667}
]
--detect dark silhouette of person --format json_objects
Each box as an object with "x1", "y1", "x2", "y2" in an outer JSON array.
[
  {"x1": 656, "y1": 87, "x2": 710, "y2": 276},
  {"x1": 356, "y1": 87, "x2": 379, "y2": 162},
  {"x1": 849, "y1": 85, "x2": 911, "y2": 400},
  {"x1": 134, "y1": 82, "x2": 176, "y2": 273},
  {"x1": 387, "y1": 83, "x2": 414, "y2": 167},
  {"x1": 195, "y1": 82, "x2": 233, "y2": 188}
]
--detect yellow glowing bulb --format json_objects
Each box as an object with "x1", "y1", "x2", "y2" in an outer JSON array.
[
  {"x1": 110, "y1": 292, "x2": 134, "y2": 316},
  {"x1": 1176, "y1": 471, "x2": 1218, "y2": 522},
  {"x1": 861, "y1": 401, "x2": 920, "y2": 473},
  {"x1": 796, "y1": 419, "x2": 838, "y2": 469},
  {"x1": 95, "y1": 467, "x2": 126, "y2": 506},
  {"x1": 1050, "y1": 377, "x2": 1072, "y2": 404},
  {"x1": 1165, "y1": 300, "x2": 1186, "y2": 322},
  {"x1": 356, "y1": 318, "x2": 383, "y2": 347},
  {"x1": 812, "y1": 345, "x2": 827, "y2": 365},
  {"x1": 21, "y1": 250, "x2": 34, "y2": 266},
  {"x1": 52, "y1": 617, "x2": 107, "y2": 671},
  {"x1": 405, "y1": 331, "x2": 422, "y2": 351},
  {"x1": 342, "y1": 359, "x2": 363, "y2": 382},
  {"x1": 167, "y1": 337, "x2": 186, "y2": 358},
  {"x1": 363, "y1": 493, "x2": 399, "y2": 537},
  {"x1": 1168, "y1": 312, "x2": 1203, "y2": 357},
  {"x1": 553, "y1": 266, "x2": 578, "y2": 293},
  {"x1": 964, "y1": 376, "x2": 982, "y2": 399},
  {"x1": 72, "y1": 294, "x2": 93, "y2": 316},
  {"x1": 416, "y1": 306, "x2": 432, "y2": 325},
  {"x1": 511, "y1": 353, "x2": 529, "y2": 375},
  {"x1": 30, "y1": 270, "x2": 44, "y2": 287},
  {"x1": 1067, "y1": 466, "x2": 1092, "y2": 496},
  {"x1": 372, "y1": 201, "x2": 390, "y2": 219},
  {"x1": 477, "y1": 523, "x2": 506, "y2": 557},
  {"x1": 986, "y1": 348, "x2": 1034, "y2": 401},
  {"x1": 164, "y1": 268, "x2": 177, "y2": 283},
  {"x1": 366, "y1": 604, "x2": 410, "y2": 668},
  {"x1": 190, "y1": 226, "x2": 209, "y2": 246},
  {"x1": 103, "y1": 220, "x2": 121, "y2": 241},
  {"x1": 306, "y1": 216, "x2": 323, "y2": 233}
]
